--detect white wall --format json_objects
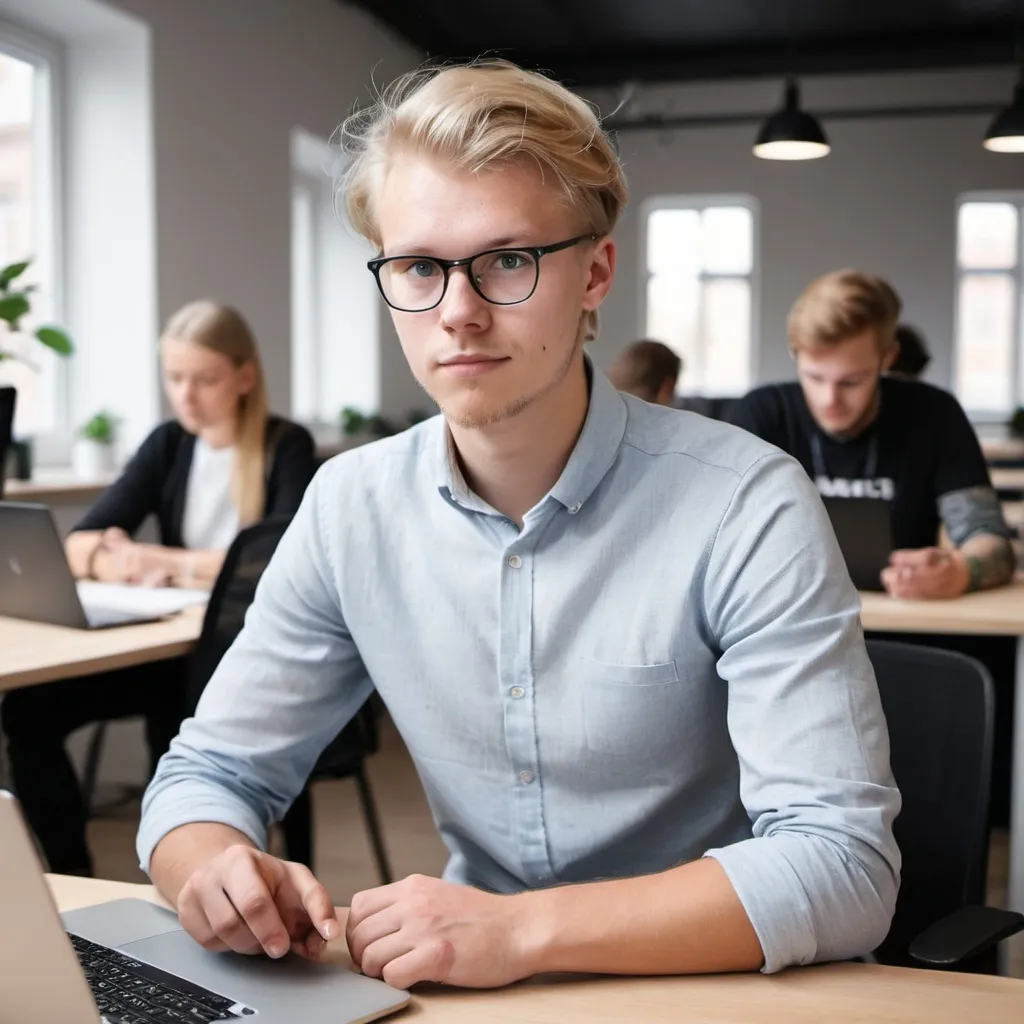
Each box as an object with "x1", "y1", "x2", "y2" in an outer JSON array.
[
  {"x1": 101, "y1": 0, "x2": 420, "y2": 419},
  {"x1": 585, "y1": 67, "x2": 1024, "y2": 397}
]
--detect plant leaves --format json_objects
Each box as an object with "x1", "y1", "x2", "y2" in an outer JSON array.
[
  {"x1": 0, "y1": 260, "x2": 30, "y2": 289},
  {"x1": 0, "y1": 292, "x2": 30, "y2": 325},
  {"x1": 35, "y1": 325, "x2": 74, "y2": 356}
]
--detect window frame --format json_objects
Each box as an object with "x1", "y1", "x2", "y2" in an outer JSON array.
[
  {"x1": 0, "y1": 19, "x2": 65, "y2": 438},
  {"x1": 639, "y1": 193, "x2": 760, "y2": 396},
  {"x1": 954, "y1": 191, "x2": 1024, "y2": 422}
]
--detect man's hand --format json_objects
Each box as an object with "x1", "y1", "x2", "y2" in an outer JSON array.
[
  {"x1": 176, "y1": 845, "x2": 340, "y2": 960},
  {"x1": 881, "y1": 547, "x2": 970, "y2": 599},
  {"x1": 346, "y1": 875, "x2": 534, "y2": 989}
]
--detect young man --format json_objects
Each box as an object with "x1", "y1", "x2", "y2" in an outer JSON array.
[
  {"x1": 731, "y1": 270, "x2": 1014, "y2": 599},
  {"x1": 607, "y1": 339, "x2": 682, "y2": 405},
  {"x1": 139, "y1": 63, "x2": 899, "y2": 990}
]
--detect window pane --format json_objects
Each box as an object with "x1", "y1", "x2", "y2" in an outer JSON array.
[
  {"x1": 700, "y1": 206, "x2": 752, "y2": 275},
  {"x1": 0, "y1": 51, "x2": 54, "y2": 436},
  {"x1": 647, "y1": 208, "x2": 700, "y2": 278},
  {"x1": 957, "y1": 202, "x2": 1018, "y2": 270},
  {"x1": 956, "y1": 273, "x2": 1014, "y2": 411},
  {"x1": 701, "y1": 279, "x2": 751, "y2": 395},
  {"x1": 646, "y1": 273, "x2": 698, "y2": 377}
]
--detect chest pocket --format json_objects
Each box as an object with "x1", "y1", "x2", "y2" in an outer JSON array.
[{"x1": 582, "y1": 657, "x2": 681, "y2": 758}]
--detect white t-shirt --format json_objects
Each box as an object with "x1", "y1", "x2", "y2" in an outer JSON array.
[{"x1": 181, "y1": 438, "x2": 240, "y2": 551}]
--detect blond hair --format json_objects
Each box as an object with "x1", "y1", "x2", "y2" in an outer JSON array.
[
  {"x1": 161, "y1": 301, "x2": 269, "y2": 527},
  {"x1": 338, "y1": 59, "x2": 629, "y2": 341},
  {"x1": 788, "y1": 270, "x2": 902, "y2": 354}
]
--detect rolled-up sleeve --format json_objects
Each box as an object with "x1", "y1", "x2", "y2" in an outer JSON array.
[
  {"x1": 137, "y1": 465, "x2": 373, "y2": 872},
  {"x1": 701, "y1": 452, "x2": 901, "y2": 973}
]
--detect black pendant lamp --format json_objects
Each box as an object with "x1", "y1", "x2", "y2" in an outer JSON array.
[
  {"x1": 984, "y1": 71, "x2": 1024, "y2": 152},
  {"x1": 753, "y1": 78, "x2": 830, "y2": 161}
]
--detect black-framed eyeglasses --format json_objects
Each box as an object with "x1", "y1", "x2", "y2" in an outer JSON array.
[{"x1": 366, "y1": 233, "x2": 599, "y2": 313}]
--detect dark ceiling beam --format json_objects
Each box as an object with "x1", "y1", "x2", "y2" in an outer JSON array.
[
  {"x1": 512, "y1": 30, "x2": 1019, "y2": 86},
  {"x1": 338, "y1": 0, "x2": 463, "y2": 54},
  {"x1": 603, "y1": 102, "x2": 1003, "y2": 134}
]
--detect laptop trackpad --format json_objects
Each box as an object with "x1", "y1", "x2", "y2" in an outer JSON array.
[{"x1": 62, "y1": 897, "x2": 182, "y2": 947}]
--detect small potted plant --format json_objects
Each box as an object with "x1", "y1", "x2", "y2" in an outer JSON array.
[
  {"x1": 73, "y1": 410, "x2": 118, "y2": 479},
  {"x1": 0, "y1": 258, "x2": 74, "y2": 479},
  {"x1": 1011, "y1": 406, "x2": 1024, "y2": 440}
]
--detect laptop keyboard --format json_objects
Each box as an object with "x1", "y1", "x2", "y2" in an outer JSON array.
[{"x1": 70, "y1": 933, "x2": 252, "y2": 1023}]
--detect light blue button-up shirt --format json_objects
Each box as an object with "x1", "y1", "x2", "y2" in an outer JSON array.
[{"x1": 139, "y1": 365, "x2": 900, "y2": 974}]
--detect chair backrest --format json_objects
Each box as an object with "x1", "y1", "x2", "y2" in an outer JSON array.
[
  {"x1": 0, "y1": 386, "x2": 15, "y2": 499},
  {"x1": 185, "y1": 515, "x2": 292, "y2": 714},
  {"x1": 867, "y1": 639, "x2": 995, "y2": 968}
]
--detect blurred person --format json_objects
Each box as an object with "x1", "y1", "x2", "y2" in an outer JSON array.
[{"x1": 607, "y1": 339, "x2": 681, "y2": 405}]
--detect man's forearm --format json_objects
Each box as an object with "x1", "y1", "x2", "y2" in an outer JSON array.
[
  {"x1": 510, "y1": 857, "x2": 763, "y2": 977},
  {"x1": 959, "y1": 533, "x2": 1016, "y2": 591},
  {"x1": 150, "y1": 823, "x2": 256, "y2": 907}
]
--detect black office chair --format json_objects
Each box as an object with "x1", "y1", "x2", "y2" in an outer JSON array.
[
  {"x1": 187, "y1": 516, "x2": 392, "y2": 884},
  {"x1": 868, "y1": 640, "x2": 1024, "y2": 971},
  {"x1": 0, "y1": 386, "x2": 16, "y2": 499}
]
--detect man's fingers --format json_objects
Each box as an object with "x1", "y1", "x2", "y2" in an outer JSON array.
[
  {"x1": 359, "y1": 931, "x2": 417, "y2": 981},
  {"x1": 889, "y1": 547, "x2": 941, "y2": 567},
  {"x1": 222, "y1": 854, "x2": 292, "y2": 958},
  {"x1": 379, "y1": 940, "x2": 455, "y2": 990},
  {"x1": 177, "y1": 890, "x2": 230, "y2": 953},
  {"x1": 346, "y1": 883, "x2": 401, "y2": 940},
  {"x1": 200, "y1": 886, "x2": 266, "y2": 955},
  {"x1": 347, "y1": 905, "x2": 404, "y2": 967},
  {"x1": 288, "y1": 863, "x2": 341, "y2": 941}
]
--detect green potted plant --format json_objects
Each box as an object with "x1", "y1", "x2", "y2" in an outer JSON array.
[
  {"x1": 0, "y1": 258, "x2": 74, "y2": 479},
  {"x1": 1011, "y1": 406, "x2": 1024, "y2": 440},
  {"x1": 73, "y1": 409, "x2": 118, "y2": 479}
]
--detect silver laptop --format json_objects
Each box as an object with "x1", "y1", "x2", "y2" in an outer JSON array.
[
  {"x1": 0, "y1": 790, "x2": 409, "y2": 1024},
  {"x1": 0, "y1": 502, "x2": 166, "y2": 628}
]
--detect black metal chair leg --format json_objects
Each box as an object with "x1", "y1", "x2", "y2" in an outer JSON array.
[
  {"x1": 354, "y1": 765, "x2": 393, "y2": 885},
  {"x1": 282, "y1": 785, "x2": 314, "y2": 869}
]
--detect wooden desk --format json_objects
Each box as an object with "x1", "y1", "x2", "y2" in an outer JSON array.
[
  {"x1": 0, "y1": 608, "x2": 204, "y2": 692},
  {"x1": 4, "y1": 469, "x2": 114, "y2": 504},
  {"x1": 993, "y1": 468, "x2": 1024, "y2": 495},
  {"x1": 860, "y1": 581, "x2": 1024, "y2": 959},
  {"x1": 983, "y1": 437, "x2": 1024, "y2": 463},
  {"x1": 46, "y1": 877, "x2": 1024, "y2": 1023}
]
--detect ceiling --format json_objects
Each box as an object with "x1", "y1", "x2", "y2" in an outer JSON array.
[{"x1": 340, "y1": 0, "x2": 1022, "y2": 86}]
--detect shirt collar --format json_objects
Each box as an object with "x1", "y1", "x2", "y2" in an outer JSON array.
[{"x1": 433, "y1": 354, "x2": 628, "y2": 515}]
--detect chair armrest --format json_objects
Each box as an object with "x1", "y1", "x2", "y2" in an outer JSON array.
[{"x1": 909, "y1": 905, "x2": 1024, "y2": 967}]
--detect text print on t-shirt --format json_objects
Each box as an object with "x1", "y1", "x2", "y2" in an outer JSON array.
[{"x1": 815, "y1": 475, "x2": 895, "y2": 501}]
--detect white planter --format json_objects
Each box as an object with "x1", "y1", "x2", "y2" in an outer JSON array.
[{"x1": 72, "y1": 438, "x2": 115, "y2": 479}]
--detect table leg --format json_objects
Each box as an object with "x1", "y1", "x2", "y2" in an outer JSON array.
[{"x1": 1002, "y1": 635, "x2": 1024, "y2": 976}]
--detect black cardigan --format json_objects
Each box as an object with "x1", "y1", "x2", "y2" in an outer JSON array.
[{"x1": 73, "y1": 416, "x2": 317, "y2": 548}]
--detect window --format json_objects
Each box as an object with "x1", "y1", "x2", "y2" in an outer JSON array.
[
  {"x1": 0, "y1": 41, "x2": 59, "y2": 437},
  {"x1": 642, "y1": 197, "x2": 757, "y2": 396},
  {"x1": 954, "y1": 196, "x2": 1024, "y2": 416},
  {"x1": 290, "y1": 128, "x2": 379, "y2": 426}
]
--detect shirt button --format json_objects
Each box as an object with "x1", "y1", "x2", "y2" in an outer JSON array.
[
  {"x1": 507, "y1": 554, "x2": 522, "y2": 568},
  {"x1": 518, "y1": 770, "x2": 535, "y2": 784},
  {"x1": 510, "y1": 686, "x2": 525, "y2": 699},
  {"x1": 568, "y1": 502, "x2": 582, "y2": 514}
]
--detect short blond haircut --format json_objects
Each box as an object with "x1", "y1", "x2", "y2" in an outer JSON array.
[
  {"x1": 788, "y1": 270, "x2": 902, "y2": 354},
  {"x1": 338, "y1": 59, "x2": 629, "y2": 340}
]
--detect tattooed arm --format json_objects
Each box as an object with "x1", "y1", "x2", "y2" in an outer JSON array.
[
  {"x1": 940, "y1": 486, "x2": 1016, "y2": 592},
  {"x1": 882, "y1": 487, "x2": 1014, "y2": 599}
]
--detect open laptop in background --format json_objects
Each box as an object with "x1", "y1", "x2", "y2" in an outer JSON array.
[
  {"x1": 0, "y1": 790, "x2": 409, "y2": 1024},
  {"x1": 821, "y1": 496, "x2": 894, "y2": 593},
  {"x1": 0, "y1": 502, "x2": 207, "y2": 629}
]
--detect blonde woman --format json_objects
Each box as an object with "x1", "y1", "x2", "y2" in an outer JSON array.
[
  {"x1": 2, "y1": 300, "x2": 315, "y2": 876},
  {"x1": 66, "y1": 300, "x2": 315, "y2": 586},
  {"x1": 143, "y1": 62, "x2": 897, "y2": 986}
]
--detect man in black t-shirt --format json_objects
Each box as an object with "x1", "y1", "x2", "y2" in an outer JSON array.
[{"x1": 731, "y1": 269, "x2": 1014, "y2": 598}]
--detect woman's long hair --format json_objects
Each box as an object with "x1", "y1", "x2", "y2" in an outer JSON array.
[{"x1": 162, "y1": 300, "x2": 269, "y2": 527}]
